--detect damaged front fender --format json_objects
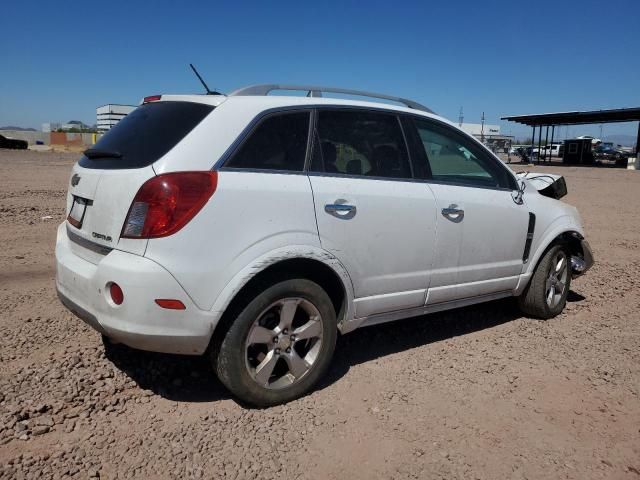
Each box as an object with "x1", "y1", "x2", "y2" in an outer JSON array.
[{"x1": 517, "y1": 171, "x2": 568, "y2": 200}]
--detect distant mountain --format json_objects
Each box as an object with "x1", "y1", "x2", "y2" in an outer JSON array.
[
  {"x1": 0, "y1": 126, "x2": 36, "y2": 131},
  {"x1": 603, "y1": 134, "x2": 636, "y2": 147}
]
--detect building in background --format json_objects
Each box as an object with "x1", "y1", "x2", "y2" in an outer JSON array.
[
  {"x1": 459, "y1": 123, "x2": 513, "y2": 152},
  {"x1": 97, "y1": 104, "x2": 136, "y2": 131},
  {"x1": 459, "y1": 122, "x2": 500, "y2": 138}
]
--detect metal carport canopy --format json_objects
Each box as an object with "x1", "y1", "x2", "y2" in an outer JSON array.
[{"x1": 501, "y1": 107, "x2": 640, "y2": 126}]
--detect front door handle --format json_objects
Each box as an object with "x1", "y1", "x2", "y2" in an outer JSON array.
[
  {"x1": 325, "y1": 202, "x2": 357, "y2": 219},
  {"x1": 441, "y1": 204, "x2": 464, "y2": 223}
]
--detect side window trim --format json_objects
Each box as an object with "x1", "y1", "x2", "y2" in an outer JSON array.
[
  {"x1": 216, "y1": 107, "x2": 312, "y2": 172},
  {"x1": 302, "y1": 109, "x2": 317, "y2": 172},
  {"x1": 310, "y1": 128, "x2": 325, "y2": 173},
  {"x1": 401, "y1": 114, "x2": 432, "y2": 180},
  {"x1": 408, "y1": 115, "x2": 518, "y2": 191},
  {"x1": 214, "y1": 104, "x2": 516, "y2": 188},
  {"x1": 396, "y1": 114, "x2": 415, "y2": 179}
]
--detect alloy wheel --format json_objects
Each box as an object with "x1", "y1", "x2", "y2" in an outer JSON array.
[
  {"x1": 244, "y1": 298, "x2": 323, "y2": 390},
  {"x1": 545, "y1": 251, "x2": 568, "y2": 308}
]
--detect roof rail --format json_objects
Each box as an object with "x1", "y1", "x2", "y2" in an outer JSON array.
[{"x1": 228, "y1": 84, "x2": 434, "y2": 113}]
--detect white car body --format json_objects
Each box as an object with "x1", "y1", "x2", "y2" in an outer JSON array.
[
  {"x1": 55, "y1": 87, "x2": 593, "y2": 357},
  {"x1": 539, "y1": 144, "x2": 564, "y2": 157}
]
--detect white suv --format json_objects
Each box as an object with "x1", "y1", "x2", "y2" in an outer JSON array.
[{"x1": 55, "y1": 85, "x2": 593, "y2": 406}]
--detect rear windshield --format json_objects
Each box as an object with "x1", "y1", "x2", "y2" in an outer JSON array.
[{"x1": 79, "y1": 101, "x2": 214, "y2": 169}]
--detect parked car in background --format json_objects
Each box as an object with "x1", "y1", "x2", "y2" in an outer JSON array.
[
  {"x1": 0, "y1": 134, "x2": 28, "y2": 150},
  {"x1": 593, "y1": 144, "x2": 630, "y2": 167},
  {"x1": 540, "y1": 144, "x2": 564, "y2": 158},
  {"x1": 594, "y1": 144, "x2": 627, "y2": 165},
  {"x1": 577, "y1": 135, "x2": 601, "y2": 145},
  {"x1": 515, "y1": 146, "x2": 539, "y2": 162},
  {"x1": 55, "y1": 84, "x2": 594, "y2": 406}
]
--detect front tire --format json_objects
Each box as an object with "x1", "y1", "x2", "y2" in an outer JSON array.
[
  {"x1": 518, "y1": 244, "x2": 571, "y2": 319},
  {"x1": 214, "y1": 279, "x2": 337, "y2": 407}
]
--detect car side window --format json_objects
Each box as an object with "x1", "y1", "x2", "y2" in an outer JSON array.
[
  {"x1": 225, "y1": 111, "x2": 310, "y2": 171},
  {"x1": 311, "y1": 110, "x2": 412, "y2": 180},
  {"x1": 412, "y1": 118, "x2": 515, "y2": 189}
]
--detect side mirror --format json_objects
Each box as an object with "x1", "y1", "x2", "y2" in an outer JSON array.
[{"x1": 512, "y1": 179, "x2": 526, "y2": 205}]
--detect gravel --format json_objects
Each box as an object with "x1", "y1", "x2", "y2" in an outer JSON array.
[{"x1": 1, "y1": 150, "x2": 639, "y2": 479}]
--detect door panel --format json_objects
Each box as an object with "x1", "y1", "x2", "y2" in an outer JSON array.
[
  {"x1": 405, "y1": 115, "x2": 528, "y2": 304},
  {"x1": 309, "y1": 176, "x2": 438, "y2": 317},
  {"x1": 426, "y1": 183, "x2": 528, "y2": 303},
  {"x1": 308, "y1": 108, "x2": 439, "y2": 317}
]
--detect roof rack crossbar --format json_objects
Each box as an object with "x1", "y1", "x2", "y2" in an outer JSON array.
[{"x1": 229, "y1": 84, "x2": 433, "y2": 113}]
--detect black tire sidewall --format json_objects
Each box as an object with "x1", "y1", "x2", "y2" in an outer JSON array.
[{"x1": 215, "y1": 278, "x2": 337, "y2": 407}]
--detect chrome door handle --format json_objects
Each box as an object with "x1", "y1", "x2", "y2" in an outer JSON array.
[
  {"x1": 441, "y1": 204, "x2": 464, "y2": 223},
  {"x1": 325, "y1": 202, "x2": 356, "y2": 219}
]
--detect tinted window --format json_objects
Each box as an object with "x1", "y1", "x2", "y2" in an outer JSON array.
[
  {"x1": 412, "y1": 118, "x2": 515, "y2": 189},
  {"x1": 79, "y1": 102, "x2": 214, "y2": 169},
  {"x1": 312, "y1": 110, "x2": 412, "y2": 179},
  {"x1": 225, "y1": 111, "x2": 310, "y2": 171}
]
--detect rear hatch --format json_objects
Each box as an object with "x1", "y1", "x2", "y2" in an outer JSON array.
[{"x1": 65, "y1": 100, "x2": 215, "y2": 264}]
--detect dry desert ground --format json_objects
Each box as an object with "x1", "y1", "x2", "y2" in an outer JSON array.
[{"x1": 1, "y1": 150, "x2": 639, "y2": 479}]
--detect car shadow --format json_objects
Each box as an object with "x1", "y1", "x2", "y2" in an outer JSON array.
[
  {"x1": 567, "y1": 290, "x2": 586, "y2": 302},
  {"x1": 104, "y1": 342, "x2": 231, "y2": 403},
  {"x1": 319, "y1": 297, "x2": 524, "y2": 390},
  {"x1": 105, "y1": 294, "x2": 579, "y2": 405}
]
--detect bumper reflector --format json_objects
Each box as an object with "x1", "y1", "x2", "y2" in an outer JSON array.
[
  {"x1": 110, "y1": 283, "x2": 124, "y2": 305},
  {"x1": 155, "y1": 299, "x2": 186, "y2": 310}
]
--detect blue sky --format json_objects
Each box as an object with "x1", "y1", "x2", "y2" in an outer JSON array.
[{"x1": 2, "y1": 0, "x2": 638, "y2": 140}]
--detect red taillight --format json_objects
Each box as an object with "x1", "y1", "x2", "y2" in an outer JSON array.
[
  {"x1": 143, "y1": 95, "x2": 162, "y2": 103},
  {"x1": 155, "y1": 299, "x2": 186, "y2": 310},
  {"x1": 110, "y1": 283, "x2": 124, "y2": 305},
  {"x1": 121, "y1": 172, "x2": 217, "y2": 239}
]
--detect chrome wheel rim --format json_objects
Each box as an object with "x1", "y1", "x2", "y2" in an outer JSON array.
[
  {"x1": 245, "y1": 298, "x2": 323, "y2": 390},
  {"x1": 546, "y1": 251, "x2": 568, "y2": 308}
]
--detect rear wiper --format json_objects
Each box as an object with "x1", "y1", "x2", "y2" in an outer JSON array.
[{"x1": 83, "y1": 148, "x2": 123, "y2": 159}]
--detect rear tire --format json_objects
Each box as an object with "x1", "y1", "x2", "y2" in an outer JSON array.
[
  {"x1": 214, "y1": 278, "x2": 337, "y2": 407},
  {"x1": 518, "y1": 244, "x2": 571, "y2": 319}
]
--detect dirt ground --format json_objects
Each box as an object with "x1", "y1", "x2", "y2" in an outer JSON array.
[{"x1": 1, "y1": 150, "x2": 639, "y2": 480}]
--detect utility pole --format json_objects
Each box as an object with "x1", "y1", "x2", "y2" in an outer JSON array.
[
  {"x1": 480, "y1": 112, "x2": 485, "y2": 143},
  {"x1": 458, "y1": 107, "x2": 464, "y2": 127}
]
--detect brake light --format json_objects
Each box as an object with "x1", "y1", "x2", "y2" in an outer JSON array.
[
  {"x1": 143, "y1": 95, "x2": 162, "y2": 103},
  {"x1": 121, "y1": 172, "x2": 217, "y2": 239}
]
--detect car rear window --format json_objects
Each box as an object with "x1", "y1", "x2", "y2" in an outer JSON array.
[{"x1": 79, "y1": 101, "x2": 214, "y2": 169}]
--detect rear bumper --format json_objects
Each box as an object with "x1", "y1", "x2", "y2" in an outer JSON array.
[
  {"x1": 55, "y1": 223, "x2": 215, "y2": 355},
  {"x1": 57, "y1": 287, "x2": 106, "y2": 335}
]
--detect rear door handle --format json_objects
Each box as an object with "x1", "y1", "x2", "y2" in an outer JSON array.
[
  {"x1": 325, "y1": 202, "x2": 356, "y2": 219},
  {"x1": 441, "y1": 204, "x2": 464, "y2": 222}
]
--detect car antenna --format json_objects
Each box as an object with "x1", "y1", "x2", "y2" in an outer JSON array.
[{"x1": 189, "y1": 63, "x2": 223, "y2": 95}]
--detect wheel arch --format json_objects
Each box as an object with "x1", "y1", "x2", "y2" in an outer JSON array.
[
  {"x1": 525, "y1": 213, "x2": 584, "y2": 270},
  {"x1": 516, "y1": 219, "x2": 585, "y2": 294},
  {"x1": 206, "y1": 247, "x2": 355, "y2": 357}
]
